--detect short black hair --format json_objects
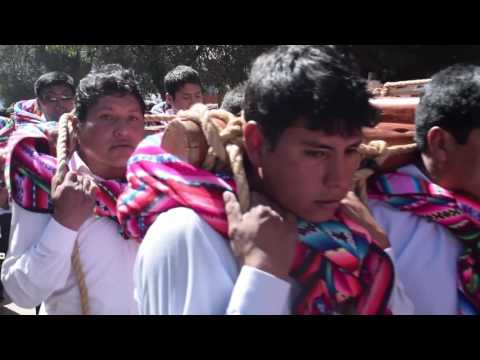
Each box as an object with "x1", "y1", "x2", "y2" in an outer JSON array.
[
  {"x1": 164, "y1": 65, "x2": 203, "y2": 100},
  {"x1": 415, "y1": 64, "x2": 480, "y2": 152},
  {"x1": 34, "y1": 71, "x2": 75, "y2": 99},
  {"x1": 75, "y1": 64, "x2": 146, "y2": 122},
  {"x1": 244, "y1": 45, "x2": 377, "y2": 146},
  {"x1": 221, "y1": 82, "x2": 247, "y2": 116}
]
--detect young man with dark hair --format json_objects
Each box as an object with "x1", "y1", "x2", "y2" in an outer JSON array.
[
  {"x1": 368, "y1": 64, "x2": 480, "y2": 314},
  {"x1": 151, "y1": 65, "x2": 203, "y2": 115},
  {"x1": 1, "y1": 64, "x2": 145, "y2": 314},
  {"x1": 123, "y1": 45, "x2": 413, "y2": 315},
  {"x1": 0, "y1": 74, "x2": 74, "y2": 306}
]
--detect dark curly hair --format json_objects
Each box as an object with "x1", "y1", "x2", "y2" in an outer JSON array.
[{"x1": 75, "y1": 64, "x2": 146, "y2": 122}]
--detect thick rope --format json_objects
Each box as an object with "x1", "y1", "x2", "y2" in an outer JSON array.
[
  {"x1": 56, "y1": 112, "x2": 91, "y2": 315},
  {"x1": 174, "y1": 104, "x2": 250, "y2": 212},
  {"x1": 374, "y1": 79, "x2": 431, "y2": 97},
  {"x1": 144, "y1": 114, "x2": 176, "y2": 132},
  {"x1": 383, "y1": 79, "x2": 431, "y2": 88},
  {"x1": 168, "y1": 104, "x2": 420, "y2": 213},
  {"x1": 202, "y1": 109, "x2": 249, "y2": 212},
  {"x1": 71, "y1": 239, "x2": 90, "y2": 315},
  {"x1": 145, "y1": 114, "x2": 177, "y2": 123}
]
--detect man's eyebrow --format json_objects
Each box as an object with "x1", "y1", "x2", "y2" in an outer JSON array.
[
  {"x1": 300, "y1": 140, "x2": 334, "y2": 150},
  {"x1": 300, "y1": 140, "x2": 362, "y2": 149}
]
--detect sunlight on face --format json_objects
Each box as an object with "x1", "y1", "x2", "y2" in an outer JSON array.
[
  {"x1": 258, "y1": 124, "x2": 362, "y2": 223},
  {"x1": 77, "y1": 94, "x2": 145, "y2": 179},
  {"x1": 170, "y1": 83, "x2": 203, "y2": 112},
  {"x1": 38, "y1": 84, "x2": 75, "y2": 122}
]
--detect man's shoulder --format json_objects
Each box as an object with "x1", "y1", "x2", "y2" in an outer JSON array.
[
  {"x1": 368, "y1": 163, "x2": 431, "y2": 222},
  {"x1": 368, "y1": 198, "x2": 416, "y2": 229},
  {"x1": 368, "y1": 195, "x2": 456, "y2": 248},
  {"x1": 150, "y1": 207, "x2": 211, "y2": 231},
  {"x1": 142, "y1": 207, "x2": 227, "y2": 255},
  {"x1": 150, "y1": 103, "x2": 164, "y2": 113},
  {"x1": 369, "y1": 195, "x2": 428, "y2": 222},
  {"x1": 151, "y1": 101, "x2": 171, "y2": 114}
]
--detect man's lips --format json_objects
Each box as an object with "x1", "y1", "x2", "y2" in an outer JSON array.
[
  {"x1": 314, "y1": 200, "x2": 342, "y2": 209},
  {"x1": 110, "y1": 144, "x2": 134, "y2": 150}
]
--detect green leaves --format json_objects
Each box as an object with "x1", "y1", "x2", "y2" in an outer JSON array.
[{"x1": 0, "y1": 45, "x2": 273, "y2": 106}]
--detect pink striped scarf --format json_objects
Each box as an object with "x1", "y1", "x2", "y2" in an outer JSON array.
[
  {"x1": 3, "y1": 122, "x2": 126, "y2": 225},
  {"x1": 117, "y1": 134, "x2": 395, "y2": 315},
  {"x1": 368, "y1": 171, "x2": 480, "y2": 314}
]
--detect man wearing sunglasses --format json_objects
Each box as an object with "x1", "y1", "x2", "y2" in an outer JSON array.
[
  {"x1": 0, "y1": 71, "x2": 75, "y2": 312},
  {"x1": 35, "y1": 71, "x2": 76, "y2": 123},
  {"x1": 11, "y1": 71, "x2": 76, "y2": 125}
]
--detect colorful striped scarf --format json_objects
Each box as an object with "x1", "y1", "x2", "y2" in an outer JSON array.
[
  {"x1": 0, "y1": 116, "x2": 16, "y2": 188},
  {"x1": 368, "y1": 171, "x2": 480, "y2": 314},
  {"x1": 11, "y1": 99, "x2": 44, "y2": 125},
  {"x1": 3, "y1": 122, "x2": 126, "y2": 225},
  {"x1": 0, "y1": 98, "x2": 47, "y2": 190},
  {"x1": 117, "y1": 134, "x2": 395, "y2": 315},
  {"x1": 0, "y1": 116, "x2": 15, "y2": 145}
]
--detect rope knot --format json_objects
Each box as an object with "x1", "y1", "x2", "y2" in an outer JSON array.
[
  {"x1": 175, "y1": 104, "x2": 250, "y2": 212},
  {"x1": 202, "y1": 108, "x2": 246, "y2": 171},
  {"x1": 359, "y1": 140, "x2": 390, "y2": 166}
]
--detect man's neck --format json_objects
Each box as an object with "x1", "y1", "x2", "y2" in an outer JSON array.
[
  {"x1": 76, "y1": 151, "x2": 126, "y2": 181},
  {"x1": 243, "y1": 160, "x2": 298, "y2": 215},
  {"x1": 244, "y1": 159, "x2": 266, "y2": 195},
  {"x1": 418, "y1": 153, "x2": 480, "y2": 202},
  {"x1": 415, "y1": 153, "x2": 434, "y2": 181}
]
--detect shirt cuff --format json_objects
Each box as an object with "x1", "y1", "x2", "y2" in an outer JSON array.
[
  {"x1": 38, "y1": 218, "x2": 78, "y2": 256},
  {"x1": 227, "y1": 265, "x2": 291, "y2": 315}
]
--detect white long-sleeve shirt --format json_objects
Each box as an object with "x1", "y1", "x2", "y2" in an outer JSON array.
[
  {"x1": 134, "y1": 207, "x2": 414, "y2": 315},
  {"x1": 1, "y1": 153, "x2": 139, "y2": 315},
  {"x1": 369, "y1": 164, "x2": 463, "y2": 315}
]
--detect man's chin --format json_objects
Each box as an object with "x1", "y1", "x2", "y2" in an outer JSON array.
[
  {"x1": 107, "y1": 156, "x2": 130, "y2": 169},
  {"x1": 109, "y1": 147, "x2": 134, "y2": 159},
  {"x1": 296, "y1": 208, "x2": 338, "y2": 224}
]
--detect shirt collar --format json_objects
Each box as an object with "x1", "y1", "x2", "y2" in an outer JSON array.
[
  {"x1": 68, "y1": 152, "x2": 106, "y2": 182},
  {"x1": 397, "y1": 163, "x2": 430, "y2": 182}
]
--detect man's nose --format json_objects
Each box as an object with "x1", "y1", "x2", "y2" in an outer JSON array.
[
  {"x1": 323, "y1": 158, "x2": 350, "y2": 190},
  {"x1": 113, "y1": 120, "x2": 130, "y2": 137}
]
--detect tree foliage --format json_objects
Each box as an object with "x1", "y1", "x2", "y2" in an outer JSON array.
[
  {"x1": 0, "y1": 45, "x2": 272, "y2": 106},
  {"x1": 2, "y1": 45, "x2": 480, "y2": 107}
]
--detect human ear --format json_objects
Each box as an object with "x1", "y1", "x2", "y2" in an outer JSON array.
[
  {"x1": 426, "y1": 126, "x2": 452, "y2": 164},
  {"x1": 243, "y1": 121, "x2": 265, "y2": 167}
]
